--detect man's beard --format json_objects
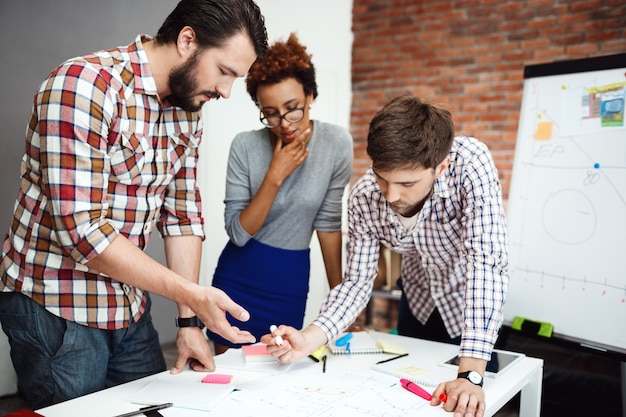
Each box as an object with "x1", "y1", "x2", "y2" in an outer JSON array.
[
  {"x1": 392, "y1": 187, "x2": 434, "y2": 218},
  {"x1": 168, "y1": 51, "x2": 220, "y2": 112}
]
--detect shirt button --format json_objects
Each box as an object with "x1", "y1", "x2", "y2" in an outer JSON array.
[
  {"x1": 144, "y1": 223, "x2": 151, "y2": 232},
  {"x1": 122, "y1": 284, "x2": 131, "y2": 293}
]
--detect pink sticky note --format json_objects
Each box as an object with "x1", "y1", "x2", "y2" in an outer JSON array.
[{"x1": 202, "y1": 373, "x2": 233, "y2": 384}]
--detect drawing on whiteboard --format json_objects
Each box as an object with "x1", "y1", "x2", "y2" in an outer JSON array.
[{"x1": 506, "y1": 64, "x2": 626, "y2": 352}]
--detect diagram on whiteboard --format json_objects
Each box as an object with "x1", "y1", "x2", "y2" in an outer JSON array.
[{"x1": 505, "y1": 62, "x2": 626, "y2": 352}]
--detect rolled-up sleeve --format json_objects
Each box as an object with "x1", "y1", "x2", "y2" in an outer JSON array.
[{"x1": 38, "y1": 62, "x2": 119, "y2": 264}]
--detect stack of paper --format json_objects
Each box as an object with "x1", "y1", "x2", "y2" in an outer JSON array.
[{"x1": 242, "y1": 344, "x2": 277, "y2": 364}]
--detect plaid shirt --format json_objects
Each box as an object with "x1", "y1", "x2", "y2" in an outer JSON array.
[
  {"x1": 314, "y1": 136, "x2": 509, "y2": 360},
  {"x1": 0, "y1": 35, "x2": 205, "y2": 330}
]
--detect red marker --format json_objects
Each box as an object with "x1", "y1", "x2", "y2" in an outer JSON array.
[
  {"x1": 400, "y1": 378, "x2": 432, "y2": 401},
  {"x1": 400, "y1": 379, "x2": 448, "y2": 403}
]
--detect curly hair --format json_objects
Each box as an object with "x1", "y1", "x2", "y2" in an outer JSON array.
[{"x1": 246, "y1": 33, "x2": 318, "y2": 104}]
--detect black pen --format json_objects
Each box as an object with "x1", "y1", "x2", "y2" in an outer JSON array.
[
  {"x1": 322, "y1": 355, "x2": 327, "y2": 373},
  {"x1": 112, "y1": 402, "x2": 173, "y2": 417},
  {"x1": 375, "y1": 353, "x2": 409, "y2": 364}
]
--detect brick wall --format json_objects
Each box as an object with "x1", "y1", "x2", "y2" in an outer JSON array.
[
  {"x1": 349, "y1": 0, "x2": 626, "y2": 330},
  {"x1": 350, "y1": 0, "x2": 626, "y2": 198}
]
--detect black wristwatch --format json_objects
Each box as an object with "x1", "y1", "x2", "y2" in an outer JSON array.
[
  {"x1": 175, "y1": 316, "x2": 205, "y2": 329},
  {"x1": 457, "y1": 370, "x2": 483, "y2": 387}
]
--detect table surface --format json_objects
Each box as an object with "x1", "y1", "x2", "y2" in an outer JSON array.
[{"x1": 37, "y1": 331, "x2": 543, "y2": 417}]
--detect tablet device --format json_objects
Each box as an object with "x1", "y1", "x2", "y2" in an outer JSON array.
[{"x1": 438, "y1": 349, "x2": 525, "y2": 378}]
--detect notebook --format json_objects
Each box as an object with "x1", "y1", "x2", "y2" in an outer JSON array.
[
  {"x1": 327, "y1": 331, "x2": 384, "y2": 355},
  {"x1": 371, "y1": 355, "x2": 455, "y2": 388}
]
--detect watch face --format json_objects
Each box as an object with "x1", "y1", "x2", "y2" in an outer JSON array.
[{"x1": 468, "y1": 371, "x2": 482, "y2": 384}]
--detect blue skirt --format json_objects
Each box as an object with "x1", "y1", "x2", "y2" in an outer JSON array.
[{"x1": 207, "y1": 239, "x2": 310, "y2": 347}]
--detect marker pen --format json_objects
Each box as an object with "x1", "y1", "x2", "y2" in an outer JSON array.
[
  {"x1": 335, "y1": 332, "x2": 353, "y2": 346},
  {"x1": 400, "y1": 379, "x2": 447, "y2": 403},
  {"x1": 269, "y1": 325, "x2": 283, "y2": 346},
  {"x1": 400, "y1": 378, "x2": 432, "y2": 401}
]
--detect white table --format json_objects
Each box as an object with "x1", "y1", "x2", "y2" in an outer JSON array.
[{"x1": 37, "y1": 331, "x2": 542, "y2": 417}]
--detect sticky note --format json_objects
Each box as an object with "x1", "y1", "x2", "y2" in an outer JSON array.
[
  {"x1": 376, "y1": 339, "x2": 408, "y2": 355},
  {"x1": 534, "y1": 121, "x2": 553, "y2": 140},
  {"x1": 242, "y1": 343, "x2": 277, "y2": 364},
  {"x1": 202, "y1": 373, "x2": 233, "y2": 384}
]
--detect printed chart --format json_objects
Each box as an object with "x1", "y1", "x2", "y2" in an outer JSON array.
[{"x1": 216, "y1": 372, "x2": 428, "y2": 417}]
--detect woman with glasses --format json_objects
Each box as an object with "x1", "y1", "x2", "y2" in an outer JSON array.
[{"x1": 206, "y1": 33, "x2": 353, "y2": 354}]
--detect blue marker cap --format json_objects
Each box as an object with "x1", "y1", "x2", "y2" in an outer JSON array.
[{"x1": 335, "y1": 332, "x2": 353, "y2": 346}]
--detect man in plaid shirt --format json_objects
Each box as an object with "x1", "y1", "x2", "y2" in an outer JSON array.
[
  {"x1": 0, "y1": 0, "x2": 267, "y2": 408},
  {"x1": 263, "y1": 95, "x2": 509, "y2": 417}
]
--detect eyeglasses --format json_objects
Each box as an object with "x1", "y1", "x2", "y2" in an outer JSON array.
[{"x1": 259, "y1": 107, "x2": 305, "y2": 128}]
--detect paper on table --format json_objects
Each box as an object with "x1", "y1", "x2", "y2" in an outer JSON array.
[
  {"x1": 372, "y1": 355, "x2": 456, "y2": 388},
  {"x1": 126, "y1": 372, "x2": 234, "y2": 412}
]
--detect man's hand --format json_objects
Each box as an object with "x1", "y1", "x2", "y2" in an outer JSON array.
[
  {"x1": 191, "y1": 286, "x2": 256, "y2": 345},
  {"x1": 170, "y1": 327, "x2": 215, "y2": 373},
  {"x1": 432, "y1": 378, "x2": 486, "y2": 417}
]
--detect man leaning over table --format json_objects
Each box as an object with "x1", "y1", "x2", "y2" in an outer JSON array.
[
  {"x1": 0, "y1": 0, "x2": 268, "y2": 409},
  {"x1": 262, "y1": 95, "x2": 509, "y2": 417}
]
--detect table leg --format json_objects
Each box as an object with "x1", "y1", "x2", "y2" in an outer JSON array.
[
  {"x1": 622, "y1": 362, "x2": 626, "y2": 417},
  {"x1": 518, "y1": 365, "x2": 543, "y2": 417}
]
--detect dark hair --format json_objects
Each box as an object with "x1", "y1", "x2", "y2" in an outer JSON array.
[
  {"x1": 155, "y1": 0, "x2": 268, "y2": 57},
  {"x1": 367, "y1": 95, "x2": 455, "y2": 171},
  {"x1": 245, "y1": 33, "x2": 318, "y2": 104}
]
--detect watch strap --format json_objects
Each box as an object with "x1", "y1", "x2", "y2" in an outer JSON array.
[
  {"x1": 457, "y1": 370, "x2": 484, "y2": 387},
  {"x1": 175, "y1": 316, "x2": 205, "y2": 329}
]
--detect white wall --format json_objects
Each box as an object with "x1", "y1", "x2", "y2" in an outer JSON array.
[{"x1": 197, "y1": 0, "x2": 354, "y2": 327}]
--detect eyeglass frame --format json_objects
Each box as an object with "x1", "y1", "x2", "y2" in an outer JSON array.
[{"x1": 259, "y1": 107, "x2": 306, "y2": 128}]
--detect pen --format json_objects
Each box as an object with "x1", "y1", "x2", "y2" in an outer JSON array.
[
  {"x1": 112, "y1": 402, "x2": 173, "y2": 417},
  {"x1": 322, "y1": 355, "x2": 327, "y2": 373},
  {"x1": 346, "y1": 342, "x2": 351, "y2": 354},
  {"x1": 269, "y1": 324, "x2": 283, "y2": 346},
  {"x1": 375, "y1": 352, "x2": 408, "y2": 364}
]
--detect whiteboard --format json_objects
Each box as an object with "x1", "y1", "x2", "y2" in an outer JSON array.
[{"x1": 504, "y1": 54, "x2": 626, "y2": 355}]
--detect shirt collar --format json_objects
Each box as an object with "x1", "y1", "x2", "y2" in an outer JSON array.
[
  {"x1": 433, "y1": 172, "x2": 451, "y2": 199},
  {"x1": 129, "y1": 35, "x2": 159, "y2": 97}
]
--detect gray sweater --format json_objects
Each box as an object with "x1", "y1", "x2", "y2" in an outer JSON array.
[{"x1": 223, "y1": 120, "x2": 353, "y2": 250}]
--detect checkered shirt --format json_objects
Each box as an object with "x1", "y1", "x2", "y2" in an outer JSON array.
[
  {"x1": 0, "y1": 35, "x2": 205, "y2": 329},
  {"x1": 314, "y1": 136, "x2": 509, "y2": 360}
]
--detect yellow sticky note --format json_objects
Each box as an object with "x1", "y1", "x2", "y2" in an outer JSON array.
[
  {"x1": 534, "y1": 121, "x2": 553, "y2": 140},
  {"x1": 376, "y1": 339, "x2": 408, "y2": 355}
]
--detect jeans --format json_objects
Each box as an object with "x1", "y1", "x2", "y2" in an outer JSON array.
[
  {"x1": 396, "y1": 277, "x2": 461, "y2": 345},
  {"x1": 0, "y1": 292, "x2": 166, "y2": 409}
]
